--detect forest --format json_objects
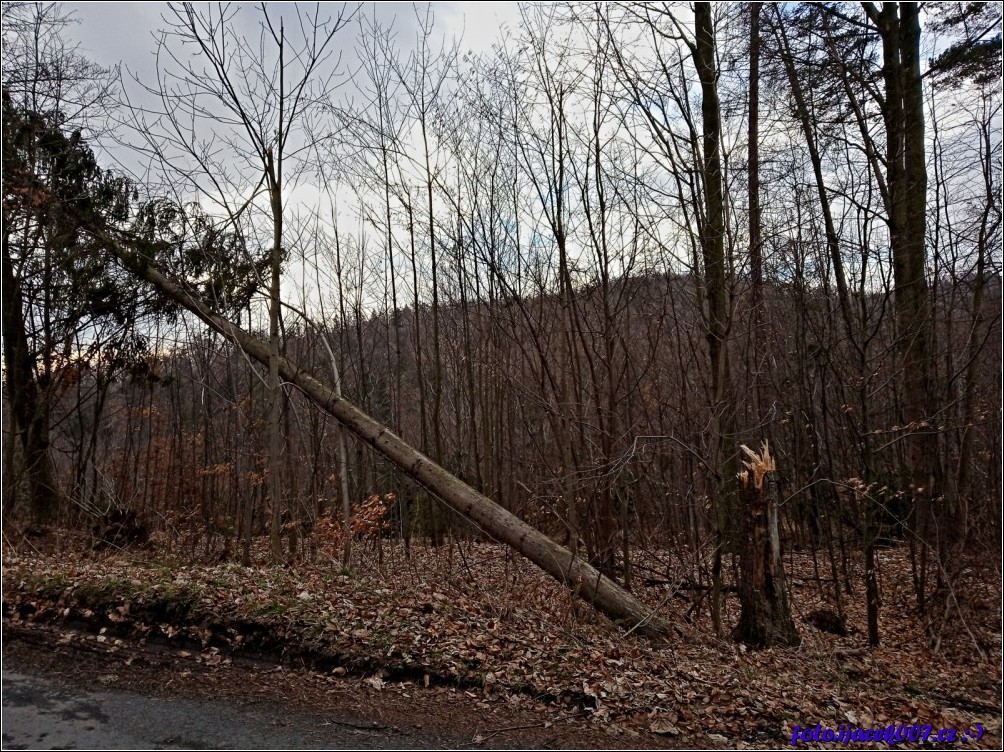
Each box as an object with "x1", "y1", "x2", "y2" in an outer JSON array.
[{"x1": 3, "y1": 1, "x2": 1001, "y2": 747}]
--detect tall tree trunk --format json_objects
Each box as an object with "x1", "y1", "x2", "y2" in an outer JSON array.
[
  {"x1": 773, "y1": 9, "x2": 855, "y2": 342},
  {"x1": 695, "y1": 1, "x2": 733, "y2": 634},
  {"x1": 954, "y1": 113, "x2": 994, "y2": 539},
  {"x1": 266, "y1": 145, "x2": 285, "y2": 563},
  {"x1": 748, "y1": 2, "x2": 762, "y2": 320},
  {"x1": 866, "y1": 1, "x2": 934, "y2": 608},
  {"x1": 2, "y1": 229, "x2": 61, "y2": 523},
  {"x1": 321, "y1": 333, "x2": 352, "y2": 568}
]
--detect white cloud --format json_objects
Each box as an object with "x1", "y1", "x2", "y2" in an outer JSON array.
[{"x1": 437, "y1": 2, "x2": 522, "y2": 55}]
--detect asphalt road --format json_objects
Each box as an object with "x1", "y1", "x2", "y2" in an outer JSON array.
[{"x1": 1, "y1": 668, "x2": 446, "y2": 750}]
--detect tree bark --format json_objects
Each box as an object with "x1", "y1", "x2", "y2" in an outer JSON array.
[
  {"x1": 695, "y1": 1, "x2": 734, "y2": 634},
  {"x1": 266, "y1": 144, "x2": 285, "y2": 563},
  {"x1": 865, "y1": 1, "x2": 935, "y2": 608},
  {"x1": 748, "y1": 2, "x2": 762, "y2": 309},
  {"x1": 2, "y1": 229, "x2": 61, "y2": 524}
]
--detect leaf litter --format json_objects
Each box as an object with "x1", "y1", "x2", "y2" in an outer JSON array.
[{"x1": 3, "y1": 540, "x2": 1000, "y2": 748}]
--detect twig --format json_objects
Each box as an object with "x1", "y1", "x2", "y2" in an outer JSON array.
[
  {"x1": 623, "y1": 587, "x2": 681, "y2": 638},
  {"x1": 321, "y1": 718, "x2": 386, "y2": 732},
  {"x1": 473, "y1": 716, "x2": 578, "y2": 745}
]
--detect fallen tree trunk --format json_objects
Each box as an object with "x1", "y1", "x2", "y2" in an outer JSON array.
[{"x1": 110, "y1": 241, "x2": 673, "y2": 640}]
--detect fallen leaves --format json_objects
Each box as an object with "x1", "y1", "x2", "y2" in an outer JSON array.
[
  {"x1": 2, "y1": 542, "x2": 1001, "y2": 748},
  {"x1": 650, "y1": 719, "x2": 680, "y2": 736}
]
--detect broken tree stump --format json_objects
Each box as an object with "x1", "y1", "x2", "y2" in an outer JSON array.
[{"x1": 733, "y1": 441, "x2": 800, "y2": 647}]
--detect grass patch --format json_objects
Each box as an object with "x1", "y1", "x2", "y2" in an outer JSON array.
[{"x1": 251, "y1": 601, "x2": 287, "y2": 617}]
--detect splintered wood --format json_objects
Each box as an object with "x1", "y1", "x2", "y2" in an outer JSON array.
[{"x1": 737, "y1": 441, "x2": 775, "y2": 491}]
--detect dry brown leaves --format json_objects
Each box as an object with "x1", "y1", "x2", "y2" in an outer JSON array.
[{"x1": 2, "y1": 539, "x2": 1000, "y2": 748}]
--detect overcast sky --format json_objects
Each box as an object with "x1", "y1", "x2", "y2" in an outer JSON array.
[
  {"x1": 56, "y1": 2, "x2": 525, "y2": 210},
  {"x1": 51, "y1": 3, "x2": 526, "y2": 312},
  {"x1": 62, "y1": 2, "x2": 523, "y2": 78}
]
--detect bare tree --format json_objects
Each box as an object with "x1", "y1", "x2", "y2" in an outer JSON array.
[{"x1": 125, "y1": 1, "x2": 353, "y2": 561}]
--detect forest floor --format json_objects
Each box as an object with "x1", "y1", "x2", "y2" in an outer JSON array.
[{"x1": 2, "y1": 533, "x2": 1001, "y2": 749}]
